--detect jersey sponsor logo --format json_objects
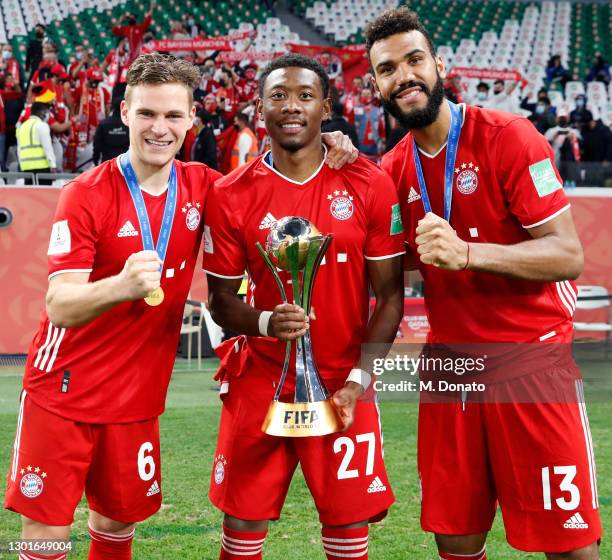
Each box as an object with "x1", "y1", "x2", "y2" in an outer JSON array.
[
  {"x1": 390, "y1": 203, "x2": 403, "y2": 235},
  {"x1": 259, "y1": 212, "x2": 277, "y2": 230},
  {"x1": 367, "y1": 476, "x2": 387, "y2": 493},
  {"x1": 204, "y1": 225, "x2": 214, "y2": 254},
  {"x1": 48, "y1": 219, "x2": 71, "y2": 255},
  {"x1": 407, "y1": 186, "x2": 421, "y2": 204},
  {"x1": 117, "y1": 220, "x2": 139, "y2": 238},
  {"x1": 455, "y1": 162, "x2": 479, "y2": 195},
  {"x1": 18, "y1": 466, "x2": 46, "y2": 498},
  {"x1": 529, "y1": 158, "x2": 562, "y2": 197},
  {"x1": 563, "y1": 513, "x2": 589, "y2": 529},
  {"x1": 146, "y1": 480, "x2": 160, "y2": 496},
  {"x1": 214, "y1": 454, "x2": 227, "y2": 485},
  {"x1": 328, "y1": 190, "x2": 354, "y2": 221}
]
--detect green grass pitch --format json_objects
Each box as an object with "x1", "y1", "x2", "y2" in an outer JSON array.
[{"x1": 0, "y1": 358, "x2": 609, "y2": 559}]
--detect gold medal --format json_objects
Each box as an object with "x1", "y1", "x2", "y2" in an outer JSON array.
[{"x1": 144, "y1": 286, "x2": 164, "y2": 307}]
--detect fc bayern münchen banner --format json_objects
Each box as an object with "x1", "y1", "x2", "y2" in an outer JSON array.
[
  {"x1": 286, "y1": 43, "x2": 369, "y2": 84},
  {"x1": 152, "y1": 30, "x2": 257, "y2": 52},
  {"x1": 447, "y1": 67, "x2": 528, "y2": 86}
]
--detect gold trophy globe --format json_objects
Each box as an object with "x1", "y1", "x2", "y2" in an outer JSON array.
[{"x1": 256, "y1": 216, "x2": 343, "y2": 437}]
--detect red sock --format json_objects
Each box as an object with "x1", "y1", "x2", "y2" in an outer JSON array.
[
  {"x1": 439, "y1": 548, "x2": 487, "y2": 560},
  {"x1": 88, "y1": 525, "x2": 134, "y2": 560},
  {"x1": 219, "y1": 525, "x2": 267, "y2": 559},
  {"x1": 18, "y1": 554, "x2": 66, "y2": 560},
  {"x1": 322, "y1": 526, "x2": 368, "y2": 559}
]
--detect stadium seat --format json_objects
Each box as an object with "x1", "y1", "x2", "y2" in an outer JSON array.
[{"x1": 565, "y1": 80, "x2": 586, "y2": 101}]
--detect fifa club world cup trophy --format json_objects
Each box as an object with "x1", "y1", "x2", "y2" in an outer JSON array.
[{"x1": 256, "y1": 216, "x2": 343, "y2": 437}]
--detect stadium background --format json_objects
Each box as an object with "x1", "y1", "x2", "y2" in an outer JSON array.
[{"x1": 0, "y1": 0, "x2": 610, "y2": 557}]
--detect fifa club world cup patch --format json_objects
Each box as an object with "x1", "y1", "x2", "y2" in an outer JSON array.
[
  {"x1": 455, "y1": 162, "x2": 480, "y2": 195},
  {"x1": 214, "y1": 454, "x2": 227, "y2": 485},
  {"x1": 390, "y1": 203, "x2": 403, "y2": 235},
  {"x1": 47, "y1": 220, "x2": 71, "y2": 255},
  {"x1": 182, "y1": 201, "x2": 201, "y2": 231},
  {"x1": 18, "y1": 465, "x2": 47, "y2": 498},
  {"x1": 529, "y1": 158, "x2": 563, "y2": 197},
  {"x1": 327, "y1": 190, "x2": 354, "y2": 221}
]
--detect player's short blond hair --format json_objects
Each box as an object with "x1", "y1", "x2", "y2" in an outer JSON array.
[{"x1": 125, "y1": 53, "x2": 200, "y2": 105}]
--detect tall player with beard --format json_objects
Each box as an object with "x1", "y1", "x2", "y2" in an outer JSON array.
[
  {"x1": 365, "y1": 8, "x2": 601, "y2": 560},
  {"x1": 5, "y1": 54, "x2": 222, "y2": 560},
  {"x1": 203, "y1": 54, "x2": 404, "y2": 560}
]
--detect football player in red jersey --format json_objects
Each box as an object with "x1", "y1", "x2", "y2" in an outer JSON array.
[
  {"x1": 203, "y1": 53, "x2": 405, "y2": 560},
  {"x1": 4, "y1": 54, "x2": 222, "y2": 560},
  {"x1": 365, "y1": 7, "x2": 601, "y2": 560}
]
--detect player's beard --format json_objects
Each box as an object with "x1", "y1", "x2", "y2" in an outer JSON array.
[
  {"x1": 381, "y1": 74, "x2": 445, "y2": 130},
  {"x1": 277, "y1": 136, "x2": 307, "y2": 153}
]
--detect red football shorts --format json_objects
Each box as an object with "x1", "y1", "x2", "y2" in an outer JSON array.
[
  {"x1": 5, "y1": 391, "x2": 162, "y2": 525},
  {"x1": 209, "y1": 368, "x2": 395, "y2": 525},
  {"x1": 418, "y1": 371, "x2": 602, "y2": 553}
]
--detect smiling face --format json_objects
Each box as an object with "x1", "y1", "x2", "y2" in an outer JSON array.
[
  {"x1": 121, "y1": 83, "x2": 195, "y2": 170},
  {"x1": 370, "y1": 30, "x2": 446, "y2": 129},
  {"x1": 257, "y1": 66, "x2": 330, "y2": 154}
]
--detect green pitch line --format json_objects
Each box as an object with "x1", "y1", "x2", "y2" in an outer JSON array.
[{"x1": 0, "y1": 358, "x2": 609, "y2": 558}]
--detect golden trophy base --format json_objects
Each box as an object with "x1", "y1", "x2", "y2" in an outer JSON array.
[{"x1": 262, "y1": 399, "x2": 344, "y2": 437}]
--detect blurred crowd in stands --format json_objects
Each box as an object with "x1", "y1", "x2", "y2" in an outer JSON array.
[{"x1": 1, "y1": 9, "x2": 610, "y2": 186}]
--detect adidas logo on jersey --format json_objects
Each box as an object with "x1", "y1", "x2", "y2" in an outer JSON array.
[
  {"x1": 259, "y1": 212, "x2": 277, "y2": 230},
  {"x1": 117, "y1": 220, "x2": 139, "y2": 237},
  {"x1": 563, "y1": 513, "x2": 588, "y2": 529},
  {"x1": 367, "y1": 476, "x2": 387, "y2": 494},
  {"x1": 407, "y1": 187, "x2": 421, "y2": 204},
  {"x1": 146, "y1": 480, "x2": 160, "y2": 497}
]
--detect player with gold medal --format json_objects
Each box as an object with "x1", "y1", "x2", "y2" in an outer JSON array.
[{"x1": 120, "y1": 150, "x2": 177, "y2": 306}]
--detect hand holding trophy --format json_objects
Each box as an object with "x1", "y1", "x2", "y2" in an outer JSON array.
[{"x1": 256, "y1": 216, "x2": 344, "y2": 437}]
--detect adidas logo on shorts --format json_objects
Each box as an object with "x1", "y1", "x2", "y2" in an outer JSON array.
[
  {"x1": 563, "y1": 513, "x2": 588, "y2": 529},
  {"x1": 117, "y1": 220, "x2": 139, "y2": 237},
  {"x1": 407, "y1": 187, "x2": 421, "y2": 204},
  {"x1": 367, "y1": 476, "x2": 387, "y2": 494},
  {"x1": 147, "y1": 480, "x2": 160, "y2": 497},
  {"x1": 259, "y1": 212, "x2": 277, "y2": 230}
]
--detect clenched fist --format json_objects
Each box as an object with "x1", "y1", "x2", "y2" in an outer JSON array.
[
  {"x1": 415, "y1": 212, "x2": 469, "y2": 270},
  {"x1": 116, "y1": 250, "x2": 163, "y2": 300},
  {"x1": 268, "y1": 303, "x2": 309, "y2": 341}
]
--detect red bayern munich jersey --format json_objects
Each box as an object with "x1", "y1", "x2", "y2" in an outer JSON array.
[
  {"x1": 382, "y1": 105, "x2": 577, "y2": 343},
  {"x1": 203, "y1": 151, "x2": 404, "y2": 380},
  {"x1": 24, "y1": 157, "x2": 221, "y2": 423}
]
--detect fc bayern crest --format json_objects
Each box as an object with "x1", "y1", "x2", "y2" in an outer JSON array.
[
  {"x1": 214, "y1": 455, "x2": 227, "y2": 485},
  {"x1": 20, "y1": 473, "x2": 44, "y2": 498},
  {"x1": 455, "y1": 162, "x2": 480, "y2": 195},
  {"x1": 328, "y1": 190, "x2": 354, "y2": 221},
  {"x1": 186, "y1": 207, "x2": 201, "y2": 231}
]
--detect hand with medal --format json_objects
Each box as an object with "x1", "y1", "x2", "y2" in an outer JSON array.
[
  {"x1": 415, "y1": 212, "x2": 469, "y2": 270},
  {"x1": 117, "y1": 250, "x2": 164, "y2": 301}
]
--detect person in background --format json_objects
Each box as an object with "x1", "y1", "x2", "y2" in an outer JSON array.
[
  {"x1": 521, "y1": 87, "x2": 556, "y2": 116},
  {"x1": 585, "y1": 53, "x2": 610, "y2": 85},
  {"x1": 443, "y1": 75, "x2": 464, "y2": 104},
  {"x1": 17, "y1": 101, "x2": 56, "y2": 183},
  {"x1": 92, "y1": 97, "x2": 129, "y2": 164},
  {"x1": 545, "y1": 110, "x2": 582, "y2": 181},
  {"x1": 203, "y1": 92, "x2": 229, "y2": 137},
  {"x1": 193, "y1": 109, "x2": 218, "y2": 169},
  {"x1": 102, "y1": 37, "x2": 131, "y2": 101},
  {"x1": 0, "y1": 44, "x2": 22, "y2": 88},
  {"x1": 354, "y1": 87, "x2": 384, "y2": 158},
  {"x1": 581, "y1": 118, "x2": 612, "y2": 163},
  {"x1": 26, "y1": 24, "x2": 46, "y2": 78},
  {"x1": 528, "y1": 96, "x2": 557, "y2": 134},
  {"x1": 112, "y1": 0, "x2": 155, "y2": 64},
  {"x1": 230, "y1": 112, "x2": 258, "y2": 170},
  {"x1": 322, "y1": 100, "x2": 359, "y2": 151},
  {"x1": 569, "y1": 94, "x2": 593, "y2": 133},
  {"x1": 546, "y1": 54, "x2": 569, "y2": 89},
  {"x1": 343, "y1": 76, "x2": 364, "y2": 125}
]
